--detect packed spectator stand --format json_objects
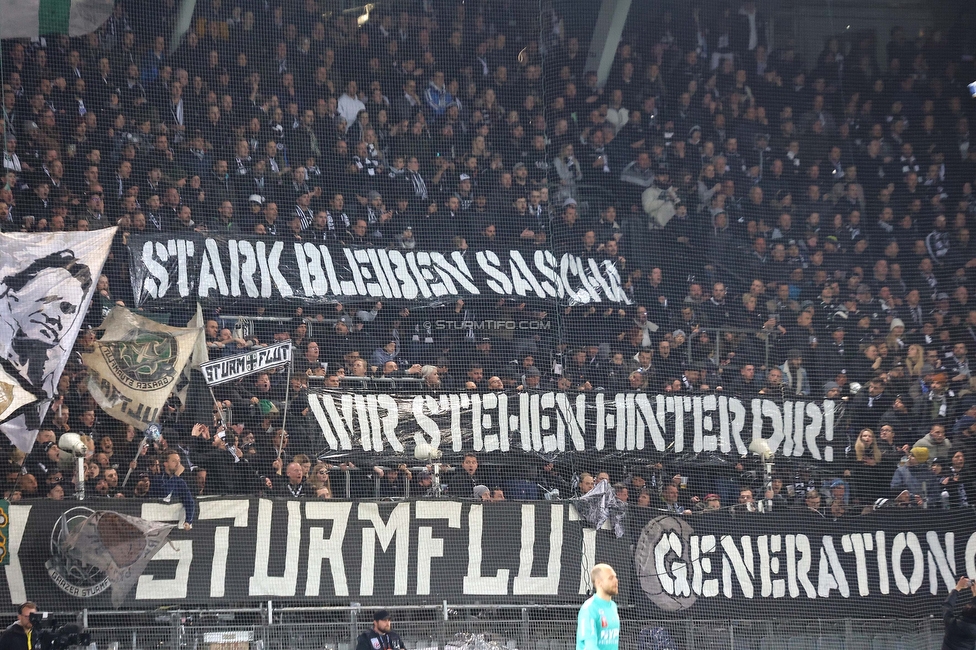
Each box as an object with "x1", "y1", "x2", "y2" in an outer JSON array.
[{"x1": 2, "y1": 0, "x2": 976, "y2": 527}]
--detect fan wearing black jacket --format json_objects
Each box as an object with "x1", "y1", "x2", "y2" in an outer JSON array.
[
  {"x1": 356, "y1": 610, "x2": 405, "y2": 650},
  {"x1": 187, "y1": 423, "x2": 265, "y2": 495},
  {"x1": 0, "y1": 602, "x2": 36, "y2": 650}
]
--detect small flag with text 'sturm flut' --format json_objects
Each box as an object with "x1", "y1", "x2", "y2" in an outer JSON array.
[{"x1": 0, "y1": 0, "x2": 114, "y2": 39}]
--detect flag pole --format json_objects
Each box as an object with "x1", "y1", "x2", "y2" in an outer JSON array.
[
  {"x1": 276, "y1": 359, "x2": 293, "y2": 460},
  {"x1": 121, "y1": 437, "x2": 148, "y2": 488},
  {"x1": 122, "y1": 423, "x2": 161, "y2": 487},
  {"x1": 209, "y1": 385, "x2": 227, "y2": 426},
  {"x1": 1, "y1": 47, "x2": 6, "y2": 171},
  {"x1": 76, "y1": 457, "x2": 86, "y2": 500}
]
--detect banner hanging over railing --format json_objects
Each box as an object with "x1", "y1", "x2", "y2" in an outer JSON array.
[
  {"x1": 306, "y1": 391, "x2": 840, "y2": 461},
  {"x1": 8, "y1": 499, "x2": 631, "y2": 608},
  {"x1": 126, "y1": 234, "x2": 630, "y2": 307},
  {"x1": 1, "y1": 500, "x2": 971, "y2": 618},
  {"x1": 630, "y1": 508, "x2": 972, "y2": 617}
]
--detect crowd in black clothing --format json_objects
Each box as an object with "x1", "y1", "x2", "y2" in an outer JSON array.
[{"x1": 2, "y1": 0, "x2": 976, "y2": 514}]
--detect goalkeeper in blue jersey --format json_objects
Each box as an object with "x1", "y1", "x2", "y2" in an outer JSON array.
[{"x1": 576, "y1": 564, "x2": 621, "y2": 650}]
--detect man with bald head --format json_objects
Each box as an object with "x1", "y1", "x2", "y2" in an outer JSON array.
[
  {"x1": 275, "y1": 461, "x2": 306, "y2": 498},
  {"x1": 576, "y1": 563, "x2": 620, "y2": 650}
]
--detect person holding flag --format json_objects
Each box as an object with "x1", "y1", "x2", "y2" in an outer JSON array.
[
  {"x1": 576, "y1": 564, "x2": 620, "y2": 650},
  {"x1": 149, "y1": 448, "x2": 196, "y2": 530}
]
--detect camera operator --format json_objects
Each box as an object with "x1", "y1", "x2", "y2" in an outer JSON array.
[
  {"x1": 0, "y1": 602, "x2": 36, "y2": 650},
  {"x1": 943, "y1": 577, "x2": 976, "y2": 650}
]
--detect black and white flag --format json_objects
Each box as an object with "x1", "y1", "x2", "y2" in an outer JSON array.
[
  {"x1": 200, "y1": 339, "x2": 292, "y2": 385},
  {"x1": 0, "y1": 229, "x2": 115, "y2": 451}
]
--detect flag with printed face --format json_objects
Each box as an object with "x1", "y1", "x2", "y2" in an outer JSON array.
[
  {"x1": 0, "y1": 229, "x2": 115, "y2": 452},
  {"x1": 61, "y1": 510, "x2": 174, "y2": 607},
  {"x1": 0, "y1": 366, "x2": 36, "y2": 425},
  {"x1": 83, "y1": 307, "x2": 202, "y2": 431},
  {"x1": 0, "y1": 0, "x2": 115, "y2": 39}
]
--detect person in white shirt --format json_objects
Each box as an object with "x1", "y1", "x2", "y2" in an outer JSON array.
[
  {"x1": 337, "y1": 80, "x2": 366, "y2": 128},
  {"x1": 605, "y1": 89, "x2": 629, "y2": 134}
]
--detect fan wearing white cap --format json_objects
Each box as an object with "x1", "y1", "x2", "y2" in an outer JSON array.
[
  {"x1": 246, "y1": 194, "x2": 264, "y2": 226},
  {"x1": 889, "y1": 318, "x2": 906, "y2": 349},
  {"x1": 454, "y1": 174, "x2": 474, "y2": 211}
]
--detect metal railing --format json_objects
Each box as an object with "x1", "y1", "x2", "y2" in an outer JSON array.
[
  {"x1": 63, "y1": 606, "x2": 945, "y2": 650},
  {"x1": 310, "y1": 464, "x2": 453, "y2": 499},
  {"x1": 217, "y1": 316, "x2": 780, "y2": 383},
  {"x1": 678, "y1": 325, "x2": 776, "y2": 372}
]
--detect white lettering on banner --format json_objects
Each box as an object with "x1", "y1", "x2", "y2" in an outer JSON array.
[
  {"x1": 377, "y1": 394, "x2": 403, "y2": 453},
  {"x1": 249, "y1": 500, "x2": 301, "y2": 596},
  {"x1": 198, "y1": 500, "x2": 249, "y2": 598},
  {"x1": 140, "y1": 240, "x2": 171, "y2": 299},
  {"x1": 655, "y1": 531, "x2": 689, "y2": 598},
  {"x1": 925, "y1": 531, "x2": 956, "y2": 595},
  {"x1": 305, "y1": 501, "x2": 352, "y2": 597},
  {"x1": 638, "y1": 521, "x2": 974, "y2": 610},
  {"x1": 4, "y1": 505, "x2": 31, "y2": 604},
  {"x1": 308, "y1": 393, "x2": 837, "y2": 460},
  {"x1": 721, "y1": 535, "x2": 755, "y2": 599},
  {"x1": 415, "y1": 501, "x2": 461, "y2": 596},
  {"x1": 841, "y1": 533, "x2": 872, "y2": 597},
  {"x1": 133, "y1": 238, "x2": 630, "y2": 304},
  {"x1": 691, "y1": 534, "x2": 719, "y2": 598},
  {"x1": 136, "y1": 503, "x2": 192, "y2": 600},
  {"x1": 789, "y1": 534, "x2": 817, "y2": 598},
  {"x1": 966, "y1": 531, "x2": 976, "y2": 584},
  {"x1": 307, "y1": 391, "x2": 351, "y2": 450},
  {"x1": 175, "y1": 239, "x2": 195, "y2": 296},
  {"x1": 200, "y1": 238, "x2": 228, "y2": 296},
  {"x1": 413, "y1": 394, "x2": 445, "y2": 451},
  {"x1": 7, "y1": 501, "x2": 976, "y2": 606},
  {"x1": 463, "y1": 504, "x2": 509, "y2": 594},
  {"x1": 561, "y1": 393, "x2": 588, "y2": 451},
  {"x1": 816, "y1": 536, "x2": 849, "y2": 598},
  {"x1": 358, "y1": 503, "x2": 411, "y2": 596},
  {"x1": 201, "y1": 340, "x2": 293, "y2": 385},
  {"x1": 513, "y1": 504, "x2": 564, "y2": 595},
  {"x1": 891, "y1": 532, "x2": 924, "y2": 595}
]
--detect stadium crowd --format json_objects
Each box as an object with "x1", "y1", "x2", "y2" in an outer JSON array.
[{"x1": 2, "y1": 0, "x2": 976, "y2": 519}]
